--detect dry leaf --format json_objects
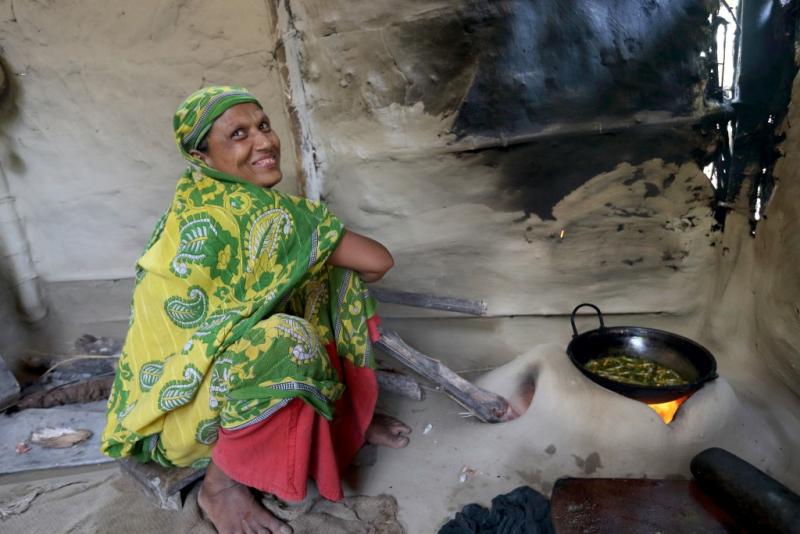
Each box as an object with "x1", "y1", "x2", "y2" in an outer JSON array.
[{"x1": 30, "y1": 427, "x2": 93, "y2": 448}]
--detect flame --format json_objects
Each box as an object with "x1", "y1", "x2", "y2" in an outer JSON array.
[{"x1": 646, "y1": 395, "x2": 690, "y2": 424}]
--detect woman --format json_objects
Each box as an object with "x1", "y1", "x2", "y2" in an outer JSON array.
[{"x1": 102, "y1": 86, "x2": 411, "y2": 534}]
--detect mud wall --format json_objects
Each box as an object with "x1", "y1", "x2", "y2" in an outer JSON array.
[
  {"x1": 0, "y1": 0, "x2": 299, "y2": 356},
  {"x1": 0, "y1": 0, "x2": 725, "y2": 365},
  {"x1": 751, "y1": 68, "x2": 800, "y2": 397},
  {"x1": 287, "y1": 0, "x2": 720, "y2": 319},
  {"x1": 0, "y1": 0, "x2": 296, "y2": 283}
]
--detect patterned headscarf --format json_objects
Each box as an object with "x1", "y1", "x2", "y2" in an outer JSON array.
[{"x1": 173, "y1": 85, "x2": 260, "y2": 159}]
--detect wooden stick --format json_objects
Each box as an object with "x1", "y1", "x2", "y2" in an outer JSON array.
[
  {"x1": 376, "y1": 370, "x2": 424, "y2": 401},
  {"x1": 376, "y1": 328, "x2": 510, "y2": 423},
  {"x1": 370, "y1": 288, "x2": 487, "y2": 316}
]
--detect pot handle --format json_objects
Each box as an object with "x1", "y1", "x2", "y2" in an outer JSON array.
[{"x1": 570, "y1": 303, "x2": 605, "y2": 337}]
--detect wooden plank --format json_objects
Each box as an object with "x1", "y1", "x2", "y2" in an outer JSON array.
[
  {"x1": 0, "y1": 355, "x2": 20, "y2": 411},
  {"x1": 119, "y1": 459, "x2": 205, "y2": 511},
  {"x1": 550, "y1": 478, "x2": 737, "y2": 533},
  {"x1": 376, "y1": 328, "x2": 510, "y2": 423},
  {"x1": 0, "y1": 401, "x2": 112, "y2": 474},
  {"x1": 370, "y1": 288, "x2": 487, "y2": 316}
]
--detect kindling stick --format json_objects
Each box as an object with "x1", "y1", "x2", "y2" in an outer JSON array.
[
  {"x1": 375, "y1": 370, "x2": 424, "y2": 401},
  {"x1": 370, "y1": 288, "x2": 487, "y2": 316},
  {"x1": 376, "y1": 328, "x2": 511, "y2": 423}
]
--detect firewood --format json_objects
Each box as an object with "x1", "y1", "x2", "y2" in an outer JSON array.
[
  {"x1": 376, "y1": 328, "x2": 510, "y2": 423},
  {"x1": 376, "y1": 370, "x2": 424, "y2": 401},
  {"x1": 370, "y1": 288, "x2": 487, "y2": 316},
  {"x1": 16, "y1": 375, "x2": 114, "y2": 409}
]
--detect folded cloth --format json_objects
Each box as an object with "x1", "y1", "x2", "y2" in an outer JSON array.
[{"x1": 438, "y1": 486, "x2": 553, "y2": 534}]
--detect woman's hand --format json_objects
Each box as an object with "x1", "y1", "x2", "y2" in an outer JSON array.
[{"x1": 327, "y1": 230, "x2": 394, "y2": 282}]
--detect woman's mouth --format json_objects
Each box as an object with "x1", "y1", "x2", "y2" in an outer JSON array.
[{"x1": 252, "y1": 155, "x2": 278, "y2": 169}]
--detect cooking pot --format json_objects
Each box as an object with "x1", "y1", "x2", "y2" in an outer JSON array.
[{"x1": 566, "y1": 303, "x2": 718, "y2": 404}]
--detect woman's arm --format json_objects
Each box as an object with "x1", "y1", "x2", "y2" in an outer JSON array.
[{"x1": 327, "y1": 230, "x2": 394, "y2": 282}]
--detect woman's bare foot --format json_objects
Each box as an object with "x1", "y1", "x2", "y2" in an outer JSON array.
[
  {"x1": 198, "y1": 461, "x2": 292, "y2": 534},
  {"x1": 365, "y1": 414, "x2": 411, "y2": 448}
]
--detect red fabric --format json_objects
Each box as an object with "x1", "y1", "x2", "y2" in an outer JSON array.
[
  {"x1": 211, "y1": 341, "x2": 378, "y2": 502},
  {"x1": 366, "y1": 315, "x2": 382, "y2": 343}
]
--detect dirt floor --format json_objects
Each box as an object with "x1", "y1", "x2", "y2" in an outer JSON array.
[{"x1": 2, "y1": 308, "x2": 798, "y2": 532}]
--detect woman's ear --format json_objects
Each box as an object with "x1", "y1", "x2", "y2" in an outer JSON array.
[{"x1": 189, "y1": 149, "x2": 209, "y2": 164}]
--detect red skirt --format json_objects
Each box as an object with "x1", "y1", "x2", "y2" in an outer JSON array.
[{"x1": 211, "y1": 338, "x2": 379, "y2": 502}]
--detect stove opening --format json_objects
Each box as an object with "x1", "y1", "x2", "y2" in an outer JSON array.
[{"x1": 646, "y1": 395, "x2": 691, "y2": 424}]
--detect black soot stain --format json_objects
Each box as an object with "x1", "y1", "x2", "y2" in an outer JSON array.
[
  {"x1": 475, "y1": 126, "x2": 698, "y2": 220},
  {"x1": 583, "y1": 452, "x2": 603, "y2": 474},
  {"x1": 622, "y1": 257, "x2": 644, "y2": 266},
  {"x1": 643, "y1": 182, "x2": 661, "y2": 198},
  {"x1": 452, "y1": 0, "x2": 712, "y2": 137},
  {"x1": 623, "y1": 169, "x2": 647, "y2": 186},
  {"x1": 446, "y1": 0, "x2": 715, "y2": 221}
]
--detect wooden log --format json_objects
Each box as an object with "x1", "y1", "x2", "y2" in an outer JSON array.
[
  {"x1": 16, "y1": 374, "x2": 114, "y2": 409},
  {"x1": 14, "y1": 354, "x2": 117, "y2": 409},
  {"x1": 691, "y1": 447, "x2": 800, "y2": 533},
  {"x1": 119, "y1": 458, "x2": 205, "y2": 511},
  {"x1": 370, "y1": 288, "x2": 487, "y2": 316},
  {"x1": 376, "y1": 328, "x2": 510, "y2": 423},
  {"x1": 376, "y1": 370, "x2": 424, "y2": 401},
  {"x1": 0, "y1": 355, "x2": 20, "y2": 411}
]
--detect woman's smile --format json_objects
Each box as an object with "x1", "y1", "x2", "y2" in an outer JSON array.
[{"x1": 252, "y1": 153, "x2": 278, "y2": 169}]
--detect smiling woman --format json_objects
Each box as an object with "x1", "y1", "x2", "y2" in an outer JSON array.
[{"x1": 101, "y1": 86, "x2": 409, "y2": 534}]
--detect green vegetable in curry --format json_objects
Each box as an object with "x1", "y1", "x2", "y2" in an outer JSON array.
[{"x1": 584, "y1": 354, "x2": 687, "y2": 387}]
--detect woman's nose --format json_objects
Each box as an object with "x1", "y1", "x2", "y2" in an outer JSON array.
[{"x1": 254, "y1": 130, "x2": 275, "y2": 150}]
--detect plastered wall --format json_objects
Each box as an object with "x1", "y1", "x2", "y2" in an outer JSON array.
[
  {"x1": 0, "y1": 1, "x2": 722, "y2": 360},
  {"x1": 284, "y1": 0, "x2": 719, "y2": 319},
  {"x1": 751, "y1": 69, "x2": 800, "y2": 397},
  {"x1": 0, "y1": 1, "x2": 301, "y2": 358},
  {"x1": 2, "y1": 0, "x2": 793, "y2": 392},
  {"x1": 0, "y1": 0, "x2": 297, "y2": 283}
]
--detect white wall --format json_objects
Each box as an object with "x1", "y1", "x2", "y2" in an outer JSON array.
[{"x1": 0, "y1": 0, "x2": 297, "y2": 283}]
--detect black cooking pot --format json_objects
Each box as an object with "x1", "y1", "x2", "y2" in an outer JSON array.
[{"x1": 566, "y1": 303, "x2": 718, "y2": 404}]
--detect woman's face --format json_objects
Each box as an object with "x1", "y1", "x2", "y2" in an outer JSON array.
[{"x1": 191, "y1": 103, "x2": 282, "y2": 188}]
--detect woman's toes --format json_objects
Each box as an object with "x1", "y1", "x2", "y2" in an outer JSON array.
[
  {"x1": 390, "y1": 421, "x2": 412, "y2": 435},
  {"x1": 392, "y1": 434, "x2": 410, "y2": 448},
  {"x1": 260, "y1": 515, "x2": 292, "y2": 534}
]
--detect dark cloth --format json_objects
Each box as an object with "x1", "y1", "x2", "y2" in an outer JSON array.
[{"x1": 439, "y1": 486, "x2": 553, "y2": 534}]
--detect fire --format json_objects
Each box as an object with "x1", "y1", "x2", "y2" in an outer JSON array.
[{"x1": 646, "y1": 395, "x2": 690, "y2": 424}]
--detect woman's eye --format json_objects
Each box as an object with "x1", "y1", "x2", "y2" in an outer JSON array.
[
  {"x1": 232, "y1": 128, "x2": 245, "y2": 139},
  {"x1": 259, "y1": 122, "x2": 271, "y2": 132}
]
